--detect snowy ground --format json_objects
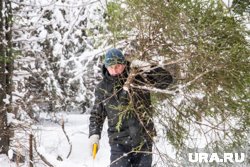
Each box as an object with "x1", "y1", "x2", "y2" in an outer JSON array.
[
  {"x1": 34, "y1": 113, "x2": 111, "y2": 167},
  {"x1": 0, "y1": 112, "x2": 175, "y2": 167},
  {"x1": 1, "y1": 112, "x2": 248, "y2": 167}
]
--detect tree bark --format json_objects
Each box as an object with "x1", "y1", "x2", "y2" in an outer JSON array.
[
  {"x1": 0, "y1": 0, "x2": 12, "y2": 154},
  {"x1": 29, "y1": 134, "x2": 33, "y2": 167},
  {"x1": 5, "y1": 0, "x2": 13, "y2": 113}
]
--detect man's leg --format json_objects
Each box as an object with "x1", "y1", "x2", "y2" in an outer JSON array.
[
  {"x1": 135, "y1": 152, "x2": 152, "y2": 167},
  {"x1": 131, "y1": 142, "x2": 152, "y2": 167},
  {"x1": 110, "y1": 144, "x2": 132, "y2": 167}
]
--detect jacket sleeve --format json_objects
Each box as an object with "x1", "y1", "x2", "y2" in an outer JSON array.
[
  {"x1": 89, "y1": 83, "x2": 107, "y2": 138},
  {"x1": 145, "y1": 66, "x2": 173, "y2": 89}
]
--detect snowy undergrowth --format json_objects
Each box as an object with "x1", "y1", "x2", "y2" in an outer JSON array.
[{"x1": 1, "y1": 112, "x2": 110, "y2": 167}]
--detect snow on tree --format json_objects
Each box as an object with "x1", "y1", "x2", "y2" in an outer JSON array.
[
  {"x1": 105, "y1": 0, "x2": 250, "y2": 166},
  {"x1": 12, "y1": 0, "x2": 109, "y2": 117},
  {"x1": 0, "y1": 0, "x2": 13, "y2": 155},
  {"x1": 1, "y1": 0, "x2": 249, "y2": 166},
  {"x1": 6, "y1": 0, "x2": 110, "y2": 165}
]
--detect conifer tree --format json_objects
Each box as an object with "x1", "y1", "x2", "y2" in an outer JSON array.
[{"x1": 106, "y1": 0, "x2": 250, "y2": 165}]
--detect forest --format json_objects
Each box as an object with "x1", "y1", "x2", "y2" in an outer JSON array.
[{"x1": 0, "y1": 0, "x2": 249, "y2": 166}]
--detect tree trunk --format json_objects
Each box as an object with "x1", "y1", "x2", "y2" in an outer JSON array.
[
  {"x1": 0, "y1": 0, "x2": 12, "y2": 155},
  {"x1": 5, "y1": 0, "x2": 13, "y2": 113}
]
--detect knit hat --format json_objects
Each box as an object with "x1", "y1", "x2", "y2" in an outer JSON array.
[{"x1": 104, "y1": 48, "x2": 126, "y2": 67}]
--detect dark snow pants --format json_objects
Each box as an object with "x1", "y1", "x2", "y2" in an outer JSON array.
[{"x1": 110, "y1": 142, "x2": 152, "y2": 167}]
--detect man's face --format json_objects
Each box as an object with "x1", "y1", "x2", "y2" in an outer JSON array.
[{"x1": 107, "y1": 64, "x2": 126, "y2": 76}]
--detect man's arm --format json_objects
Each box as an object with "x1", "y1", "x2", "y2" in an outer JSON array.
[
  {"x1": 89, "y1": 83, "x2": 107, "y2": 138},
  {"x1": 144, "y1": 66, "x2": 173, "y2": 89}
]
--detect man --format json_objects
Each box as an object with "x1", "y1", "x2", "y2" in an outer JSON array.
[{"x1": 89, "y1": 48, "x2": 173, "y2": 167}]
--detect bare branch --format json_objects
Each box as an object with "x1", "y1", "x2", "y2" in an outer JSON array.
[
  {"x1": 61, "y1": 119, "x2": 72, "y2": 159},
  {"x1": 33, "y1": 136, "x2": 54, "y2": 167}
]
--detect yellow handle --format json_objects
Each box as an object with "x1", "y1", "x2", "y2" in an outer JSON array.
[{"x1": 92, "y1": 143, "x2": 98, "y2": 159}]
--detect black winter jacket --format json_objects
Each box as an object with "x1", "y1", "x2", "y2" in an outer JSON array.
[{"x1": 89, "y1": 62, "x2": 173, "y2": 146}]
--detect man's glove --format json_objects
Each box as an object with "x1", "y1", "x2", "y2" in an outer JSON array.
[{"x1": 89, "y1": 134, "x2": 100, "y2": 157}]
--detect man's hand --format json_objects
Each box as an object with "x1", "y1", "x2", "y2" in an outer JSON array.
[{"x1": 89, "y1": 134, "x2": 100, "y2": 157}]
